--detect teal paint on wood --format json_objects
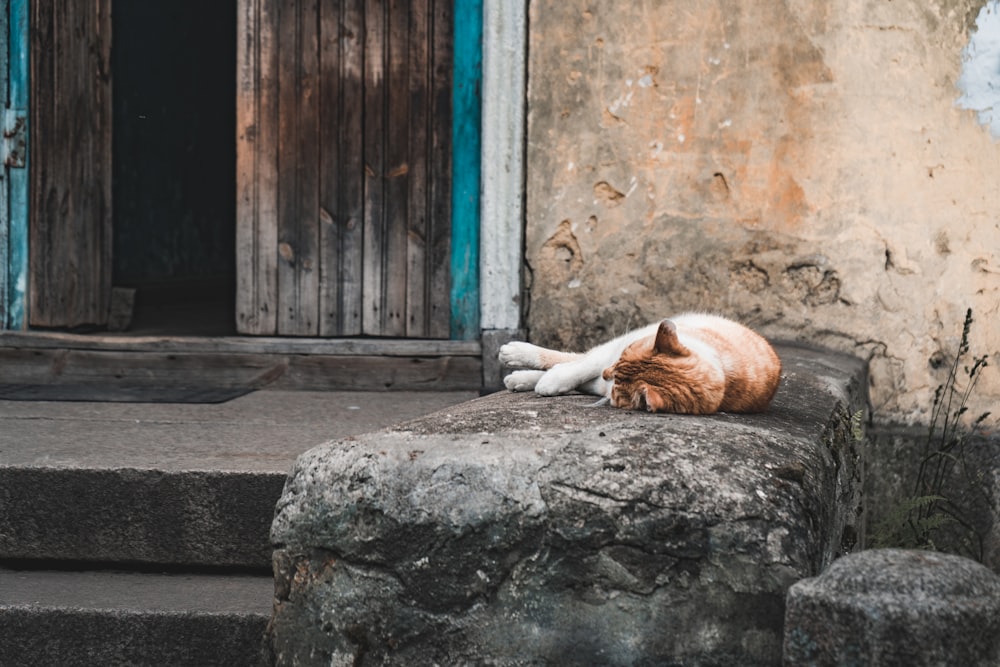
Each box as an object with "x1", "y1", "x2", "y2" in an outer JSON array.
[
  {"x1": 450, "y1": 0, "x2": 482, "y2": 340},
  {"x1": 0, "y1": 0, "x2": 8, "y2": 327},
  {"x1": 4, "y1": 0, "x2": 28, "y2": 329}
]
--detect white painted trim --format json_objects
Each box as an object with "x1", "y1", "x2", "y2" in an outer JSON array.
[{"x1": 480, "y1": 0, "x2": 527, "y2": 332}]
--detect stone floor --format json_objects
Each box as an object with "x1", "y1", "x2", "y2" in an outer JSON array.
[{"x1": 0, "y1": 388, "x2": 480, "y2": 473}]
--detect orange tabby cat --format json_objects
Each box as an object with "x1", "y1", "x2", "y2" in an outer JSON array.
[{"x1": 499, "y1": 313, "x2": 781, "y2": 414}]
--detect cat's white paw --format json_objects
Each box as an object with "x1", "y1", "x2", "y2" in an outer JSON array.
[
  {"x1": 504, "y1": 370, "x2": 545, "y2": 392},
  {"x1": 533, "y1": 366, "x2": 581, "y2": 396},
  {"x1": 499, "y1": 341, "x2": 544, "y2": 369}
]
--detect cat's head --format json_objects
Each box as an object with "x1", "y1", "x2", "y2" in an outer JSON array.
[{"x1": 601, "y1": 319, "x2": 725, "y2": 414}]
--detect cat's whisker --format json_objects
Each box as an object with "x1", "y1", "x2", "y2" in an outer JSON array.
[{"x1": 590, "y1": 396, "x2": 611, "y2": 407}]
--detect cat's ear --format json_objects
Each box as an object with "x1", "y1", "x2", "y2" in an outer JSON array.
[{"x1": 654, "y1": 319, "x2": 689, "y2": 356}]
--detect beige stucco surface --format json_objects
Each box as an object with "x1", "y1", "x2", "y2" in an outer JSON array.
[{"x1": 524, "y1": 0, "x2": 999, "y2": 426}]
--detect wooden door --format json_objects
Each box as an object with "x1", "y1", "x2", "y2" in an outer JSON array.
[
  {"x1": 28, "y1": 0, "x2": 113, "y2": 328},
  {"x1": 237, "y1": 0, "x2": 453, "y2": 338}
]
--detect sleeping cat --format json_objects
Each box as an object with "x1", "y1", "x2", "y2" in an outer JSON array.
[{"x1": 499, "y1": 313, "x2": 781, "y2": 414}]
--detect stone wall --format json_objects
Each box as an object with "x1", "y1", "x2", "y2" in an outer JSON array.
[
  {"x1": 865, "y1": 425, "x2": 1000, "y2": 570},
  {"x1": 523, "y1": 0, "x2": 999, "y2": 427}
]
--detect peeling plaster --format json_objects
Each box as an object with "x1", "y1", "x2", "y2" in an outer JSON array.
[{"x1": 957, "y1": 0, "x2": 1000, "y2": 138}]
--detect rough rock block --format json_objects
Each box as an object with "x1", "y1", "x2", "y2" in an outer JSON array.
[
  {"x1": 267, "y1": 345, "x2": 867, "y2": 666},
  {"x1": 784, "y1": 548, "x2": 1000, "y2": 666}
]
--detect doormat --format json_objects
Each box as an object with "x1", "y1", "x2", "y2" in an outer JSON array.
[{"x1": 0, "y1": 383, "x2": 256, "y2": 404}]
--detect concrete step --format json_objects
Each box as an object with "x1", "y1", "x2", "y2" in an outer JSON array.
[
  {"x1": 0, "y1": 389, "x2": 478, "y2": 665},
  {"x1": 0, "y1": 567, "x2": 273, "y2": 667},
  {"x1": 0, "y1": 389, "x2": 479, "y2": 568}
]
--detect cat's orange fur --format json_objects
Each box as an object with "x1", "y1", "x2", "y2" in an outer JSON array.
[
  {"x1": 499, "y1": 313, "x2": 781, "y2": 415},
  {"x1": 602, "y1": 317, "x2": 781, "y2": 414}
]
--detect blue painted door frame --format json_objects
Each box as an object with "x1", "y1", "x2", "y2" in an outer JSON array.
[
  {"x1": 1, "y1": 0, "x2": 481, "y2": 338},
  {"x1": 450, "y1": 0, "x2": 482, "y2": 341},
  {"x1": 1, "y1": 0, "x2": 28, "y2": 330}
]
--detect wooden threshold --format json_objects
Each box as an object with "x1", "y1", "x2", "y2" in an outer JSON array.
[
  {"x1": 0, "y1": 331, "x2": 481, "y2": 356},
  {"x1": 0, "y1": 332, "x2": 484, "y2": 393}
]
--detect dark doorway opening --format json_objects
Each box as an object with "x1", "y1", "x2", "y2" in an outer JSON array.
[{"x1": 111, "y1": 0, "x2": 237, "y2": 335}]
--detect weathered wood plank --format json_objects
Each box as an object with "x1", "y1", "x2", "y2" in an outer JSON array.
[
  {"x1": 29, "y1": 0, "x2": 112, "y2": 328},
  {"x1": 0, "y1": 347, "x2": 284, "y2": 387},
  {"x1": 236, "y1": 0, "x2": 280, "y2": 334},
  {"x1": 276, "y1": 0, "x2": 320, "y2": 335},
  {"x1": 0, "y1": 346, "x2": 482, "y2": 392},
  {"x1": 337, "y1": 0, "x2": 366, "y2": 335},
  {"x1": 0, "y1": 330, "x2": 482, "y2": 356},
  {"x1": 362, "y1": 0, "x2": 387, "y2": 335},
  {"x1": 317, "y1": 0, "x2": 341, "y2": 336},
  {"x1": 382, "y1": 0, "x2": 410, "y2": 337},
  {"x1": 405, "y1": 0, "x2": 431, "y2": 337},
  {"x1": 318, "y1": 0, "x2": 365, "y2": 336},
  {"x1": 429, "y1": 0, "x2": 455, "y2": 338}
]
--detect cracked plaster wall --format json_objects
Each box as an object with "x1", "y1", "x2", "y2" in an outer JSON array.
[{"x1": 524, "y1": 0, "x2": 1000, "y2": 426}]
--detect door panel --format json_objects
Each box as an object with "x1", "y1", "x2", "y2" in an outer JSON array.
[
  {"x1": 237, "y1": 0, "x2": 453, "y2": 338},
  {"x1": 29, "y1": 0, "x2": 112, "y2": 328},
  {"x1": 318, "y1": 0, "x2": 363, "y2": 337},
  {"x1": 275, "y1": 0, "x2": 320, "y2": 335}
]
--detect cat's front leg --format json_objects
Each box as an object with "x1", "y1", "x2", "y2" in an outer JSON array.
[
  {"x1": 503, "y1": 370, "x2": 545, "y2": 392},
  {"x1": 499, "y1": 341, "x2": 580, "y2": 370},
  {"x1": 533, "y1": 360, "x2": 600, "y2": 396}
]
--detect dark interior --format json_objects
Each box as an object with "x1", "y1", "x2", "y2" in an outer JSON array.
[{"x1": 111, "y1": 0, "x2": 237, "y2": 335}]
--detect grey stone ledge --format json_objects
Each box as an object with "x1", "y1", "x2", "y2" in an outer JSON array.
[
  {"x1": 268, "y1": 344, "x2": 868, "y2": 666},
  {"x1": 784, "y1": 548, "x2": 1000, "y2": 666}
]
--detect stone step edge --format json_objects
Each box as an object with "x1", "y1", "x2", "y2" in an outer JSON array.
[
  {"x1": 0, "y1": 568, "x2": 273, "y2": 667},
  {"x1": 0, "y1": 467, "x2": 286, "y2": 569}
]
